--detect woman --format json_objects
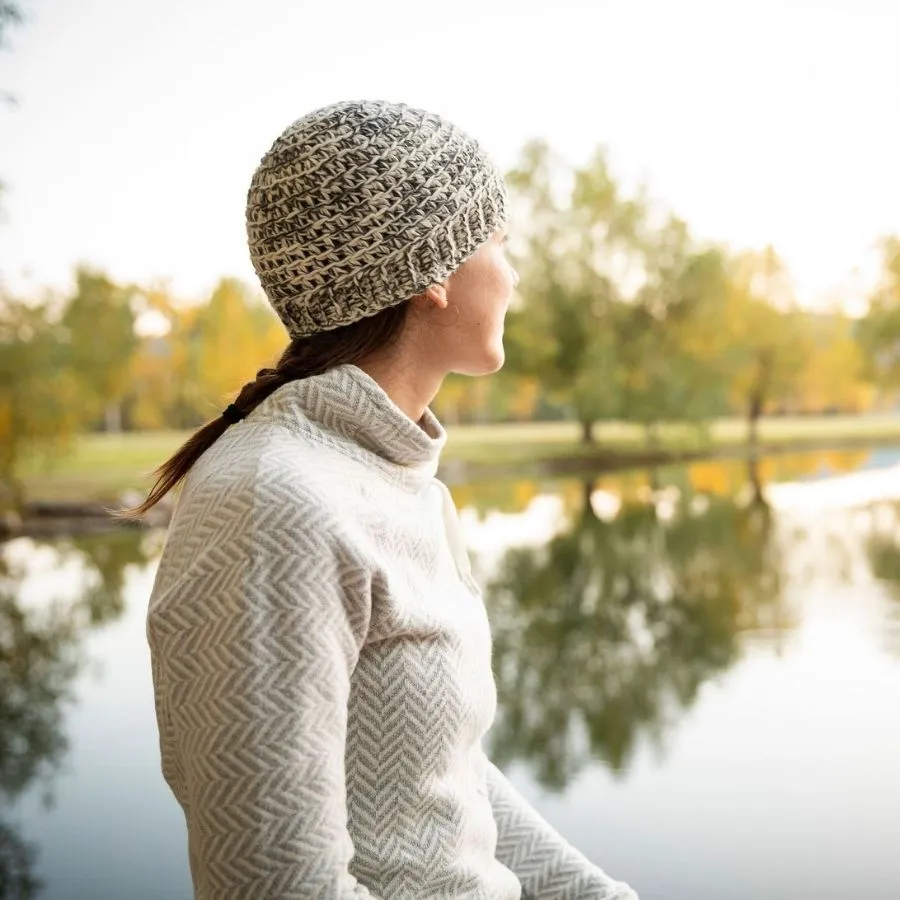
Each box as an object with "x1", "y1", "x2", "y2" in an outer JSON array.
[{"x1": 135, "y1": 100, "x2": 638, "y2": 899}]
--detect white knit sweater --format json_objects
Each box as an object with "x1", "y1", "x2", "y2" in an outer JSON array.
[{"x1": 147, "y1": 364, "x2": 638, "y2": 900}]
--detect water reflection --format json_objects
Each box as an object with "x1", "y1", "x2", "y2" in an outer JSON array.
[
  {"x1": 452, "y1": 447, "x2": 874, "y2": 520},
  {"x1": 2, "y1": 448, "x2": 900, "y2": 899},
  {"x1": 0, "y1": 528, "x2": 158, "y2": 899},
  {"x1": 866, "y1": 503, "x2": 900, "y2": 592},
  {"x1": 864, "y1": 501, "x2": 900, "y2": 658},
  {"x1": 481, "y1": 459, "x2": 797, "y2": 790}
]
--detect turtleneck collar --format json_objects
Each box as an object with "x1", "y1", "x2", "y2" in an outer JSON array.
[{"x1": 252, "y1": 363, "x2": 447, "y2": 491}]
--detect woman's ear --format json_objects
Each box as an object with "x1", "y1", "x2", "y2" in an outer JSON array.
[{"x1": 411, "y1": 283, "x2": 450, "y2": 311}]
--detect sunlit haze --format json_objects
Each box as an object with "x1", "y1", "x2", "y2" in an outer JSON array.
[{"x1": 2, "y1": 0, "x2": 898, "y2": 313}]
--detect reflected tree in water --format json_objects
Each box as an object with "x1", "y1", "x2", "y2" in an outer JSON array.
[
  {"x1": 0, "y1": 528, "x2": 157, "y2": 899},
  {"x1": 483, "y1": 462, "x2": 789, "y2": 790},
  {"x1": 0, "y1": 552, "x2": 75, "y2": 900},
  {"x1": 69, "y1": 529, "x2": 160, "y2": 626},
  {"x1": 863, "y1": 502, "x2": 900, "y2": 657},
  {"x1": 866, "y1": 502, "x2": 900, "y2": 591}
]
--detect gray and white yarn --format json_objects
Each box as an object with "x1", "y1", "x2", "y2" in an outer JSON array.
[
  {"x1": 147, "y1": 364, "x2": 638, "y2": 899},
  {"x1": 246, "y1": 100, "x2": 509, "y2": 338}
]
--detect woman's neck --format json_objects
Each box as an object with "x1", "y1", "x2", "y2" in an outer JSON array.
[{"x1": 356, "y1": 352, "x2": 445, "y2": 427}]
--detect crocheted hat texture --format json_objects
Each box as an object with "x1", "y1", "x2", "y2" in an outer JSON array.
[{"x1": 246, "y1": 100, "x2": 509, "y2": 338}]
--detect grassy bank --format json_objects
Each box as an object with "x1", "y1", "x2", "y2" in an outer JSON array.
[{"x1": 19, "y1": 414, "x2": 900, "y2": 503}]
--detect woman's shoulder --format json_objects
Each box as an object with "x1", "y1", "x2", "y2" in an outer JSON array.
[
  {"x1": 183, "y1": 420, "x2": 320, "y2": 493},
  {"x1": 174, "y1": 419, "x2": 381, "y2": 533},
  {"x1": 157, "y1": 427, "x2": 368, "y2": 582}
]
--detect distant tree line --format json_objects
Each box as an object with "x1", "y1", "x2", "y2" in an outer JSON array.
[{"x1": 1, "y1": 139, "x2": 896, "y2": 506}]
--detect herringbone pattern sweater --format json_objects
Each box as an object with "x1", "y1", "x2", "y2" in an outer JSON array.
[{"x1": 147, "y1": 364, "x2": 637, "y2": 899}]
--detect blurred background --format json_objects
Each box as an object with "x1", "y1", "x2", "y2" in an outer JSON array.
[{"x1": 2, "y1": 1, "x2": 900, "y2": 899}]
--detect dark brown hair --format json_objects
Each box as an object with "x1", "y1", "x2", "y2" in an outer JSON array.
[{"x1": 117, "y1": 301, "x2": 410, "y2": 519}]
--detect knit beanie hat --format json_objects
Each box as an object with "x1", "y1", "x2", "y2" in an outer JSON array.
[{"x1": 246, "y1": 100, "x2": 509, "y2": 339}]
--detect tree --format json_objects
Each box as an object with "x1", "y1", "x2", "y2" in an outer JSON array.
[
  {"x1": 857, "y1": 235, "x2": 900, "y2": 391},
  {"x1": 721, "y1": 247, "x2": 812, "y2": 444},
  {"x1": 125, "y1": 279, "x2": 288, "y2": 431},
  {"x1": 432, "y1": 370, "x2": 538, "y2": 425},
  {"x1": 504, "y1": 141, "x2": 645, "y2": 442},
  {"x1": 0, "y1": 2, "x2": 22, "y2": 49},
  {"x1": 793, "y1": 311, "x2": 868, "y2": 413},
  {"x1": 61, "y1": 267, "x2": 139, "y2": 432},
  {"x1": 0, "y1": 291, "x2": 80, "y2": 511},
  {"x1": 0, "y1": 1, "x2": 25, "y2": 207},
  {"x1": 505, "y1": 141, "x2": 736, "y2": 444},
  {"x1": 126, "y1": 285, "x2": 204, "y2": 429},
  {"x1": 190, "y1": 278, "x2": 286, "y2": 417},
  {"x1": 618, "y1": 225, "x2": 732, "y2": 440}
]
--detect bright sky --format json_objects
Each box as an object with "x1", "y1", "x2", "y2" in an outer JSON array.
[{"x1": 2, "y1": 0, "x2": 898, "y2": 312}]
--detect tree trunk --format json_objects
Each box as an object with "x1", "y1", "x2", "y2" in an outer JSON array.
[
  {"x1": 104, "y1": 402, "x2": 122, "y2": 433},
  {"x1": 582, "y1": 477, "x2": 595, "y2": 517},
  {"x1": 747, "y1": 352, "x2": 774, "y2": 448},
  {"x1": 747, "y1": 393, "x2": 763, "y2": 448},
  {"x1": 580, "y1": 418, "x2": 594, "y2": 444},
  {"x1": 747, "y1": 454, "x2": 765, "y2": 506}
]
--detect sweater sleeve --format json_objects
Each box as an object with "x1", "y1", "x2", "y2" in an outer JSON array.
[
  {"x1": 485, "y1": 761, "x2": 638, "y2": 900},
  {"x1": 148, "y1": 488, "x2": 381, "y2": 899}
]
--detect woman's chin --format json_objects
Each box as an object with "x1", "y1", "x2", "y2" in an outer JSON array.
[
  {"x1": 451, "y1": 344, "x2": 505, "y2": 377},
  {"x1": 474, "y1": 345, "x2": 506, "y2": 376},
  {"x1": 486, "y1": 347, "x2": 506, "y2": 374}
]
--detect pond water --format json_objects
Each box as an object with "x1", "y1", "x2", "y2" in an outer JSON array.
[{"x1": 2, "y1": 447, "x2": 900, "y2": 900}]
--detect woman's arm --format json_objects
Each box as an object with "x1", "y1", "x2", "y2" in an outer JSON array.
[
  {"x1": 486, "y1": 761, "x2": 638, "y2": 900},
  {"x1": 148, "y1": 483, "x2": 381, "y2": 899}
]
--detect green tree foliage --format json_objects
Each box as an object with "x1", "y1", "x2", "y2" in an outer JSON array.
[
  {"x1": 189, "y1": 277, "x2": 286, "y2": 415},
  {"x1": 126, "y1": 284, "x2": 205, "y2": 430},
  {"x1": 1, "y1": 270, "x2": 291, "y2": 507},
  {"x1": 504, "y1": 141, "x2": 642, "y2": 442},
  {"x1": 0, "y1": 291, "x2": 81, "y2": 510},
  {"x1": 504, "y1": 141, "x2": 738, "y2": 443},
  {"x1": 0, "y1": 137, "x2": 886, "y2": 509},
  {"x1": 620, "y1": 226, "x2": 732, "y2": 439},
  {"x1": 127, "y1": 277, "x2": 286, "y2": 428},
  {"x1": 793, "y1": 310, "x2": 868, "y2": 413},
  {"x1": 720, "y1": 247, "x2": 813, "y2": 443},
  {"x1": 62, "y1": 266, "x2": 139, "y2": 432},
  {"x1": 0, "y1": 1, "x2": 22, "y2": 49},
  {"x1": 858, "y1": 236, "x2": 900, "y2": 389},
  {"x1": 0, "y1": 0, "x2": 25, "y2": 206}
]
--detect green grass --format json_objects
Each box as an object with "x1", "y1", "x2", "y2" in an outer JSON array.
[
  {"x1": 444, "y1": 415, "x2": 900, "y2": 464},
  {"x1": 21, "y1": 431, "x2": 188, "y2": 503},
  {"x1": 19, "y1": 415, "x2": 900, "y2": 503}
]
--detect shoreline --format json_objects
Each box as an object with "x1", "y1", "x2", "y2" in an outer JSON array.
[
  {"x1": 449, "y1": 432, "x2": 900, "y2": 483},
  {"x1": 5, "y1": 432, "x2": 899, "y2": 539}
]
